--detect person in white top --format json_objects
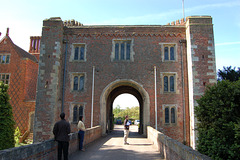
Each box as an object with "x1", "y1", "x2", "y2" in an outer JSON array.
[
  {"x1": 77, "y1": 116, "x2": 86, "y2": 151},
  {"x1": 123, "y1": 115, "x2": 130, "y2": 145}
]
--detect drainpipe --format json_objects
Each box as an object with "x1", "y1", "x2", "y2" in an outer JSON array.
[
  {"x1": 180, "y1": 39, "x2": 186, "y2": 143},
  {"x1": 62, "y1": 40, "x2": 68, "y2": 113},
  {"x1": 154, "y1": 66, "x2": 157, "y2": 130},
  {"x1": 91, "y1": 66, "x2": 95, "y2": 128}
]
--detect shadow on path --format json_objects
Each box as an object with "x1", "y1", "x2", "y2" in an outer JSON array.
[{"x1": 69, "y1": 125, "x2": 164, "y2": 160}]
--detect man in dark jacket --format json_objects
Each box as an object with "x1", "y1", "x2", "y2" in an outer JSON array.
[{"x1": 53, "y1": 112, "x2": 71, "y2": 160}]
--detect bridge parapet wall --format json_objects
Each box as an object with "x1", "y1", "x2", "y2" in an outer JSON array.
[
  {"x1": 0, "y1": 125, "x2": 102, "y2": 160},
  {"x1": 147, "y1": 126, "x2": 211, "y2": 160}
]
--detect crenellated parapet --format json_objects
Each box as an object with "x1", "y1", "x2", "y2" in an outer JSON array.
[
  {"x1": 166, "y1": 18, "x2": 185, "y2": 26},
  {"x1": 63, "y1": 19, "x2": 83, "y2": 27}
]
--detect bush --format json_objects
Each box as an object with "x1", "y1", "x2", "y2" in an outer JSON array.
[
  {"x1": 0, "y1": 82, "x2": 15, "y2": 150},
  {"x1": 195, "y1": 80, "x2": 240, "y2": 159}
]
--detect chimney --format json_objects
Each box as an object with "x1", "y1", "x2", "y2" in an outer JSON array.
[{"x1": 6, "y1": 28, "x2": 9, "y2": 36}]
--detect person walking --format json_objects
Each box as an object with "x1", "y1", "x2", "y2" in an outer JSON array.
[
  {"x1": 53, "y1": 112, "x2": 71, "y2": 160},
  {"x1": 123, "y1": 115, "x2": 130, "y2": 145},
  {"x1": 78, "y1": 116, "x2": 86, "y2": 151}
]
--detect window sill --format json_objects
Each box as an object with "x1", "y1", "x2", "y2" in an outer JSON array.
[
  {"x1": 163, "y1": 91, "x2": 176, "y2": 94},
  {"x1": 70, "y1": 60, "x2": 86, "y2": 63}
]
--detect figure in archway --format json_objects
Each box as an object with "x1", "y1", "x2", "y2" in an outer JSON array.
[{"x1": 124, "y1": 115, "x2": 130, "y2": 145}]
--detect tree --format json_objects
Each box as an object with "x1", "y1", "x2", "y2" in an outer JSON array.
[
  {"x1": 113, "y1": 106, "x2": 139, "y2": 121},
  {"x1": 218, "y1": 66, "x2": 240, "y2": 81},
  {"x1": 0, "y1": 82, "x2": 15, "y2": 150},
  {"x1": 195, "y1": 80, "x2": 240, "y2": 159}
]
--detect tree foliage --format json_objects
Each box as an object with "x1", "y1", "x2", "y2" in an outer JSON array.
[
  {"x1": 0, "y1": 82, "x2": 15, "y2": 150},
  {"x1": 218, "y1": 66, "x2": 240, "y2": 81},
  {"x1": 195, "y1": 80, "x2": 240, "y2": 159},
  {"x1": 113, "y1": 105, "x2": 139, "y2": 120}
]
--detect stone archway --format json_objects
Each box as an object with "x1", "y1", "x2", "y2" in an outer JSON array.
[{"x1": 100, "y1": 79, "x2": 150, "y2": 136}]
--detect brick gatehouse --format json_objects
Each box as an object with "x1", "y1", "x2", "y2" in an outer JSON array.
[{"x1": 34, "y1": 16, "x2": 216, "y2": 148}]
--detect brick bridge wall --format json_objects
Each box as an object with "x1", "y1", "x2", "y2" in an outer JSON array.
[
  {"x1": 147, "y1": 126, "x2": 211, "y2": 160},
  {"x1": 0, "y1": 126, "x2": 101, "y2": 160}
]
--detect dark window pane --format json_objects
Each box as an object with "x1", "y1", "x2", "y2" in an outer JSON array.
[
  {"x1": 2, "y1": 75, "x2": 5, "y2": 80},
  {"x1": 0, "y1": 55, "x2": 2, "y2": 63},
  {"x1": 164, "y1": 76, "x2": 168, "y2": 92},
  {"x1": 73, "y1": 76, "x2": 78, "y2": 90},
  {"x1": 73, "y1": 105, "x2": 78, "y2": 122},
  {"x1": 164, "y1": 47, "x2": 169, "y2": 60},
  {"x1": 170, "y1": 47, "x2": 174, "y2": 60},
  {"x1": 5, "y1": 80, "x2": 8, "y2": 84},
  {"x1": 170, "y1": 76, "x2": 174, "y2": 92},
  {"x1": 6, "y1": 75, "x2": 9, "y2": 79},
  {"x1": 171, "y1": 108, "x2": 175, "y2": 123},
  {"x1": 79, "y1": 106, "x2": 83, "y2": 117},
  {"x1": 120, "y1": 43, "x2": 125, "y2": 60},
  {"x1": 126, "y1": 43, "x2": 130, "y2": 60},
  {"x1": 79, "y1": 76, "x2": 84, "y2": 91},
  {"x1": 80, "y1": 47, "x2": 84, "y2": 60},
  {"x1": 165, "y1": 108, "x2": 169, "y2": 123},
  {"x1": 74, "y1": 47, "x2": 79, "y2": 60},
  {"x1": 115, "y1": 43, "x2": 119, "y2": 60},
  {"x1": 6, "y1": 55, "x2": 10, "y2": 63}
]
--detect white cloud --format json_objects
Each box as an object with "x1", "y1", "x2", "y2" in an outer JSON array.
[
  {"x1": 87, "y1": 1, "x2": 240, "y2": 25},
  {"x1": 185, "y1": 1, "x2": 240, "y2": 13},
  {"x1": 216, "y1": 41, "x2": 240, "y2": 46}
]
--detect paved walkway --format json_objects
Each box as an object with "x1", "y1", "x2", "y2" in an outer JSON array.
[{"x1": 69, "y1": 125, "x2": 164, "y2": 160}]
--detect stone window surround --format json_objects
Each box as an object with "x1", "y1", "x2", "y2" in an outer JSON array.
[
  {"x1": 70, "y1": 103, "x2": 86, "y2": 124},
  {"x1": 162, "y1": 104, "x2": 178, "y2": 125},
  {"x1": 0, "y1": 53, "x2": 11, "y2": 64},
  {"x1": 0, "y1": 73, "x2": 10, "y2": 85},
  {"x1": 70, "y1": 72, "x2": 86, "y2": 92},
  {"x1": 160, "y1": 72, "x2": 178, "y2": 94},
  {"x1": 111, "y1": 38, "x2": 135, "y2": 62},
  {"x1": 70, "y1": 43, "x2": 87, "y2": 62},
  {"x1": 159, "y1": 43, "x2": 178, "y2": 62}
]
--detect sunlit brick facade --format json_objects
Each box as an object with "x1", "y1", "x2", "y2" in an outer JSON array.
[
  {"x1": 34, "y1": 16, "x2": 217, "y2": 148},
  {"x1": 0, "y1": 29, "x2": 39, "y2": 135}
]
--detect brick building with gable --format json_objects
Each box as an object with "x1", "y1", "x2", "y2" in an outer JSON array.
[
  {"x1": 33, "y1": 16, "x2": 217, "y2": 148},
  {"x1": 0, "y1": 29, "x2": 40, "y2": 138}
]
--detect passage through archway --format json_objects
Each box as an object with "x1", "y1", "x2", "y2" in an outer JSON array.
[
  {"x1": 100, "y1": 79, "x2": 150, "y2": 136},
  {"x1": 113, "y1": 94, "x2": 139, "y2": 132}
]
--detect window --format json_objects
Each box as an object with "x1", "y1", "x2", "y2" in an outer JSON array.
[
  {"x1": 0, "y1": 54, "x2": 10, "y2": 64},
  {"x1": 161, "y1": 44, "x2": 176, "y2": 61},
  {"x1": 0, "y1": 74, "x2": 10, "y2": 84},
  {"x1": 165, "y1": 108, "x2": 169, "y2": 123},
  {"x1": 163, "y1": 74, "x2": 176, "y2": 93},
  {"x1": 72, "y1": 74, "x2": 85, "y2": 91},
  {"x1": 72, "y1": 44, "x2": 86, "y2": 61},
  {"x1": 72, "y1": 105, "x2": 84, "y2": 123},
  {"x1": 112, "y1": 40, "x2": 133, "y2": 61},
  {"x1": 163, "y1": 105, "x2": 176, "y2": 124},
  {"x1": 171, "y1": 108, "x2": 175, "y2": 123}
]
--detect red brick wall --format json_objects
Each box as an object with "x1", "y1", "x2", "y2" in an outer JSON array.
[
  {"x1": 34, "y1": 16, "x2": 216, "y2": 146},
  {"x1": 24, "y1": 59, "x2": 38, "y2": 100},
  {"x1": 0, "y1": 36, "x2": 38, "y2": 134},
  {"x1": 62, "y1": 26, "x2": 187, "y2": 142}
]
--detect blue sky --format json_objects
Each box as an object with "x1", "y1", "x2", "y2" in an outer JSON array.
[
  {"x1": 1, "y1": 0, "x2": 239, "y2": 109},
  {"x1": 0, "y1": 0, "x2": 239, "y2": 71}
]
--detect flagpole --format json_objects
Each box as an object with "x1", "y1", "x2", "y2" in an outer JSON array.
[{"x1": 182, "y1": 0, "x2": 185, "y2": 19}]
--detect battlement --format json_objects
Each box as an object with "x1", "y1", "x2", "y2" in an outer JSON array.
[
  {"x1": 64, "y1": 19, "x2": 83, "y2": 27},
  {"x1": 166, "y1": 18, "x2": 186, "y2": 26}
]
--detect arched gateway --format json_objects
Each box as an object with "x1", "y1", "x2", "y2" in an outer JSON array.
[
  {"x1": 100, "y1": 79, "x2": 150, "y2": 136},
  {"x1": 34, "y1": 16, "x2": 217, "y2": 149}
]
